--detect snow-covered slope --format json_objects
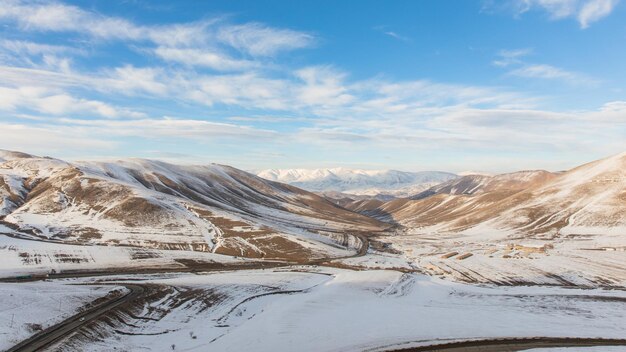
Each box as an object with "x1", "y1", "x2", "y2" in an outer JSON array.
[
  {"x1": 0, "y1": 150, "x2": 386, "y2": 272},
  {"x1": 387, "y1": 153, "x2": 625, "y2": 234},
  {"x1": 412, "y1": 170, "x2": 557, "y2": 199},
  {"x1": 372, "y1": 152, "x2": 626, "y2": 286},
  {"x1": 257, "y1": 168, "x2": 457, "y2": 197},
  {"x1": 53, "y1": 269, "x2": 626, "y2": 351}
]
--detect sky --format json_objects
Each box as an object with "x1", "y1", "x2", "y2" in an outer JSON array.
[{"x1": 0, "y1": 0, "x2": 625, "y2": 173}]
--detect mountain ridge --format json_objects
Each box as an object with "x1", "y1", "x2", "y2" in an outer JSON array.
[
  {"x1": 257, "y1": 167, "x2": 458, "y2": 197},
  {"x1": 0, "y1": 150, "x2": 386, "y2": 266}
]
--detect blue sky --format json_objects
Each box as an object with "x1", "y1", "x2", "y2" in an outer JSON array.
[{"x1": 0, "y1": 0, "x2": 625, "y2": 172}]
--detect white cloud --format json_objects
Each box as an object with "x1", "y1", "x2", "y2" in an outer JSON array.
[
  {"x1": 153, "y1": 47, "x2": 257, "y2": 71},
  {"x1": 2, "y1": 98, "x2": 624, "y2": 170},
  {"x1": 0, "y1": 1, "x2": 622, "y2": 169},
  {"x1": 0, "y1": 0, "x2": 314, "y2": 59},
  {"x1": 0, "y1": 0, "x2": 144, "y2": 39},
  {"x1": 578, "y1": 0, "x2": 619, "y2": 28},
  {"x1": 294, "y1": 66, "x2": 354, "y2": 107},
  {"x1": 189, "y1": 72, "x2": 292, "y2": 110},
  {"x1": 102, "y1": 66, "x2": 170, "y2": 96},
  {"x1": 0, "y1": 86, "x2": 145, "y2": 118},
  {"x1": 493, "y1": 49, "x2": 598, "y2": 85},
  {"x1": 0, "y1": 59, "x2": 534, "y2": 117},
  {"x1": 383, "y1": 31, "x2": 410, "y2": 41},
  {"x1": 0, "y1": 0, "x2": 207, "y2": 45},
  {"x1": 509, "y1": 64, "x2": 569, "y2": 79},
  {"x1": 492, "y1": 48, "x2": 533, "y2": 67},
  {"x1": 0, "y1": 122, "x2": 115, "y2": 153},
  {"x1": 373, "y1": 25, "x2": 411, "y2": 42},
  {"x1": 0, "y1": 65, "x2": 84, "y2": 88},
  {"x1": 290, "y1": 102, "x2": 626, "y2": 159},
  {"x1": 0, "y1": 39, "x2": 77, "y2": 56},
  {"x1": 0, "y1": 39, "x2": 82, "y2": 72},
  {"x1": 534, "y1": 0, "x2": 579, "y2": 18},
  {"x1": 507, "y1": 0, "x2": 619, "y2": 28},
  {"x1": 227, "y1": 115, "x2": 307, "y2": 123},
  {"x1": 51, "y1": 117, "x2": 279, "y2": 141},
  {"x1": 217, "y1": 23, "x2": 315, "y2": 56},
  {"x1": 0, "y1": 117, "x2": 281, "y2": 164},
  {"x1": 508, "y1": 63, "x2": 596, "y2": 84}
]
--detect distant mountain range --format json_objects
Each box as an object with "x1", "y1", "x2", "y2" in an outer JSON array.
[
  {"x1": 256, "y1": 168, "x2": 458, "y2": 198},
  {"x1": 1, "y1": 149, "x2": 625, "y2": 286}
]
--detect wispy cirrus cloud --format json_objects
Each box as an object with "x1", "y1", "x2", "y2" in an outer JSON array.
[
  {"x1": 508, "y1": 63, "x2": 597, "y2": 84},
  {"x1": 0, "y1": 0, "x2": 316, "y2": 73},
  {"x1": 0, "y1": 0, "x2": 214, "y2": 45},
  {"x1": 487, "y1": 0, "x2": 619, "y2": 28},
  {"x1": 56, "y1": 117, "x2": 279, "y2": 140},
  {"x1": 382, "y1": 31, "x2": 410, "y2": 42},
  {"x1": 0, "y1": 39, "x2": 83, "y2": 72},
  {"x1": 493, "y1": 49, "x2": 597, "y2": 85},
  {"x1": 0, "y1": 86, "x2": 146, "y2": 118},
  {"x1": 373, "y1": 25, "x2": 411, "y2": 42},
  {"x1": 0, "y1": 122, "x2": 116, "y2": 153},
  {"x1": 0, "y1": 39, "x2": 80, "y2": 57},
  {"x1": 216, "y1": 23, "x2": 315, "y2": 56},
  {"x1": 492, "y1": 48, "x2": 533, "y2": 67},
  {"x1": 153, "y1": 47, "x2": 258, "y2": 71}
]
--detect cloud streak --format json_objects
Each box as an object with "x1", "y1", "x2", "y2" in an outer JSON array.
[
  {"x1": 493, "y1": 49, "x2": 597, "y2": 85},
  {"x1": 508, "y1": 64, "x2": 597, "y2": 84},
  {"x1": 504, "y1": 0, "x2": 620, "y2": 28},
  {"x1": 0, "y1": 86, "x2": 145, "y2": 118}
]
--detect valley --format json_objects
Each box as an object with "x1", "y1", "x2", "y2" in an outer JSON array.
[
  {"x1": 1, "y1": 149, "x2": 625, "y2": 351},
  {"x1": 2, "y1": 1, "x2": 625, "y2": 350}
]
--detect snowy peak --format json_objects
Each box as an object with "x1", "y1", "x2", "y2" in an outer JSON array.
[{"x1": 257, "y1": 168, "x2": 458, "y2": 197}]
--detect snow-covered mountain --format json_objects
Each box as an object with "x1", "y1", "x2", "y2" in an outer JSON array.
[
  {"x1": 2, "y1": 149, "x2": 624, "y2": 287},
  {"x1": 411, "y1": 170, "x2": 557, "y2": 199},
  {"x1": 365, "y1": 152, "x2": 626, "y2": 286},
  {"x1": 256, "y1": 168, "x2": 458, "y2": 197},
  {"x1": 0, "y1": 150, "x2": 385, "y2": 273},
  {"x1": 381, "y1": 153, "x2": 625, "y2": 234}
]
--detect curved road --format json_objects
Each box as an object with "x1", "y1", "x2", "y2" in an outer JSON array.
[
  {"x1": 4, "y1": 233, "x2": 371, "y2": 351},
  {"x1": 6, "y1": 284, "x2": 144, "y2": 352},
  {"x1": 385, "y1": 337, "x2": 626, "y2": 351},
  {"x1": 6, "y1": 234, "x2": 626, "y2": 352}
]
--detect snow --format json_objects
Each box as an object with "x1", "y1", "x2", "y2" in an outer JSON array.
[
  {"x1": 457, "y1": 171, "x2": 494, "y2": 176},
  {"x1": 0, "y1": 235, "x2": 247, "y2": 278},
  {"x1": 385, "y1": 225, "x2": 626, "y2": 287},
  {"x1": 257, "y1": 168, "x2": 457, "y2": 196},
  {"x1": 333, "y1": 251, "x2": 415, "y2": 270},
  {"x1": 0, "y1": 281, "x2": 122, "y2": 350},
  {"x1": 1, "y1": 152, "x2": 377, "y2": 265},
  {"x1": 1, "y1": 149, "x2": 625, "y2": 350},
  {"x1": 55, "y1": 268, "x2": 626, "y2": 352},
  {"x1": 378, "y1": 152, "x2": 626, "y2": 286},
  {"x1": 417, "y1": 170, "x2": 555, "y2": 198}
]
